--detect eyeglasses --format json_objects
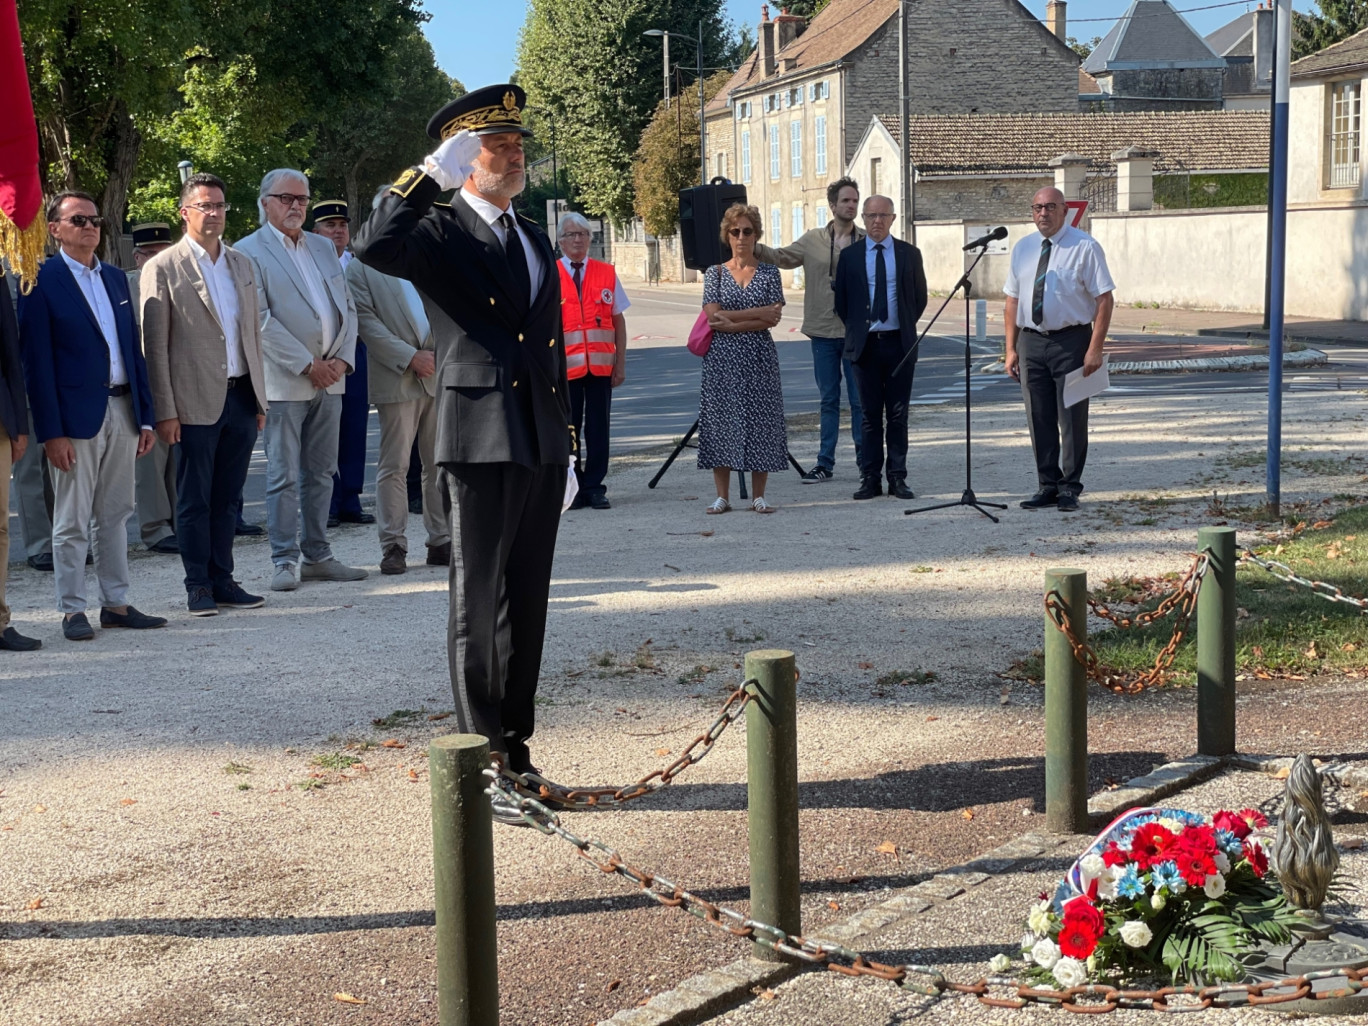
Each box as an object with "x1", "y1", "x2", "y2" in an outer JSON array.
[
  {"x1": 727, "y1": 227, "x2": 755, "y2": 238},
  {"x1": 863, "y1": 212, "x2": 894, "y2": 220},
  {"x1": 57, "y1": 215, "x2": 105, "y2": 228},
  {"x1": 187, "y1": 202, "x2": 231, "y2": 214},
  {"x1": 266, "y1": 194, "x2": 311, "y2": 207},
  {"x1": 1031, "y1": 203, "x2": 1061, "y2": 213},
  {"x1": 561, "y1": 231, "x2": 590, "y2": 240}
]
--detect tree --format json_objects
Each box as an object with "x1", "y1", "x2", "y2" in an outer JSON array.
[
  {"x1": 777, "y1": 0, "x2": 830, "y2": 16},
  {"x1": 517, "y1": 0, "x2": 738, "y2": 225},
  {"x1": 632, "y1": 70, "x2": 730, "y2": 237},
  {"x1": 1294, "y1": 0, "x2": 1368, "y2": 57},
  {"x1": 1068, "y1": 35, "x2": 1103, "y2": 59}
]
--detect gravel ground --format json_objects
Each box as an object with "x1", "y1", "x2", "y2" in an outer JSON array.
[{"x1": 3, "y1": 385, "x2": 1368, "y2": 1025}]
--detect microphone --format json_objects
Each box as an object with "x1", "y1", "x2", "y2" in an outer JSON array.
[{"x1": 963, "y1": 225, "x2": 1008, "y2": 251}]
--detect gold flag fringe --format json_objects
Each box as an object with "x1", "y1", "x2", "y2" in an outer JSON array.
[{"x1": 0, "y1": 208, "x2": 46, "y2": 294}]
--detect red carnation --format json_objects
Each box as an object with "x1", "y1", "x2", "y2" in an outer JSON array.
[
  {"x1": 1102, "y1": 843, "x2": 1128, "y2": 868},
  {"x1": 1175, "y1": 848, "x2": 1216, "y2": 887},
  {"x1": 1129, "y1": 823, "x2": 1177, "y2": 869},
  {"x1": 1213, "y1": 810, "x2": 1252, "y2": 840},
  {"x1": 1059, "y1": 899, "x2": 1104, "y2": 958},
  {"x1": 1243, "y1": 840, "x2": 1269, "y2": 878}
]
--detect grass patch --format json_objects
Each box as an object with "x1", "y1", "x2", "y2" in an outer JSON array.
[
  {"x1": 297, "y1": 778, "x2": 326, "y2": 791},
  {"x1": 593, "y1": 650, "x2": 616, "y2": 667},
  {"x1": 236, "y1": 783, "x2": 252, "y2": 791},
  {"x1": 875, "y1": 669, "x2": 937, "y2": 687},
  {"x1": 311, "y1": 752, "x2": 362, "y2": 771},
  {"x1": 1088, "y1": 508, "x2": 1368, "y2": 679},
  {"x1": 676, "y1": 664, "x2": 714, "y2": 686},
  {"x1": 371, "y1": 709, "x2": 424, "y2": 730},
  {"x1": 222, "y1": 761, "x2": 251, "y2": 775}
]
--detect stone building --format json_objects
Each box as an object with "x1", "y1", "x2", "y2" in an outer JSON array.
[
  {"x1": 1204, "y1": 5, "x2": 1275, "y2": 110},
  {"x1": 1081, "y1": 0, "x2": 1226, "y2": 111}
]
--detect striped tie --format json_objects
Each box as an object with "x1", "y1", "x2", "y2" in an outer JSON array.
[{"x1": 1031, "y1": 238, "x2": 1052, "y2": 326}]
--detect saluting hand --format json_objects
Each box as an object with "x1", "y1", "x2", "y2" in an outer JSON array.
[{"x1": 424, "y1": 129, "x2": 483, "y2": 192}]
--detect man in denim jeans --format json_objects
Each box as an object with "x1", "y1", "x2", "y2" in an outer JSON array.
[{"x1": 753, "y1": 177, "x2": 863, "y2": 482}]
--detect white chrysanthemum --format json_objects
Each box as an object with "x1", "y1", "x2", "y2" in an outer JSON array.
[
  {"x1": 1096, "y1": 868, "x2": 1119, "y2": 900},
  {"x1": 1119, "y1": 920, "x2": 1153, "y2": 948},
  {"x1": 1214, "y1": 852, "x2": 1231, "y2": 874},
  {"x1": 1158, "y1": 817, "x2": 1184, "y2": 833},
  {"x1": 1151, "y1": 892, "x2": 1166, "y2": 911},
  {"x1": 1028, "y1": 905, "x2": 1053, "y2": 936},
  {"x1": 1080, "y1": 853, "x2": 1106, "y2": 880},
  {"x1": 1053, "y1": 956, "x2": 1088, "y2": 987},
  {"x1": 1031, "y1": 937, "x2": 1061, "y2": 970},
  {"x1": 1204, "y1": 872, "x2": 1227, "y2": 899},
  {"x1": 989, "y1": 953, "x2": 1012, "y2": 973}
]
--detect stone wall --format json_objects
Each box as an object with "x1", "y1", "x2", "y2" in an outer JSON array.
[{"x1": 1095, "y1": 68, "x2": 1225, "y2": 111}]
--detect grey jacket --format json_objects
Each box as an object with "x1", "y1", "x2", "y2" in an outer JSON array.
[
  {"x1": 754, "y1": 222, "x2": 864, "y2": 340},
  {"x1": 345, "y1": 257, "x2": 436, "y2": 406}
]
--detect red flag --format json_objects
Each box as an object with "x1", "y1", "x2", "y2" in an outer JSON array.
[{"x1": 0, "y1": 0, "x2": 43, "y2": 291}]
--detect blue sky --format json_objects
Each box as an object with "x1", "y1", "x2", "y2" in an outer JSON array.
[{"x1": 423, "y1": 0, "x2": 1304, "y2": 88}]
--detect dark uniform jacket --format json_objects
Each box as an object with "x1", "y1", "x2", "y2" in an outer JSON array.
[{"x1": 352, "y1": 170, "x2": 571, "y2": 468}]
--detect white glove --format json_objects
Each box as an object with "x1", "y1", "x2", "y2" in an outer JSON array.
[
  {"x1": 562, "y1": 465, "x2": 580, "y2": 514},
  {"x1": 422, "y1": 129, "x2": 482, "y2": 191}
]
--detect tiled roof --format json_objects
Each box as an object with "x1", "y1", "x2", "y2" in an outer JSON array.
[
  {"x1": 874, "y1": 111, "x2": 1268, "y2": 175},
  {"x1": 1083, "y1": 0, "x2": 1223, "y2": 73},
  {"x1": 1291, "y1": 25, "x2": 1368, "y2": 78},
  {"x1": 1079, "y1": 69, "x2": 1102, "y2": 94}
]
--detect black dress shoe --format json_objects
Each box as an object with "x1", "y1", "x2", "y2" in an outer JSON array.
[
  {"x1": 0, "y1": 626, "x2": 41, "y2": 651},
  {"x1": 337, "y1": 510, "x2": 376, "y2": 525},
  {"x1": 148, "y1": 535, "x2": 179, "y2": 554},
  {"x1": 99, "y1": 606, "x2": 168, "y2": 630},
  {"x1": 1020, "y1": 490, "x2": 1059, "y2": 510},
  {"x1": 853, "y1": 478, "x2": 882, "y2": 500},
  {"x1": 326, "y1": 513, "x2": 340, "y2": 529},
  {"x1": 1057, "y1": 493, "x2": 1080, "y2": 512},
  {"x1": 568, "y1": 492, "x2": 590, "y2": 510},
  {"x1": 888, "y1": 479, "x2": 914, "y2": 500},
  {"x1": 589, "y1": 494, "x2": 611, "y2": 510},
  {"x1": 27, "y1": 553, "x2": 54, "y2": 572},
  {"x1": 235, "y1": 521, "x2": 264, "y2": 537},
  {"x1": 63, "y1": 613, "x2": 94, "y2": 641},
  {"x1": 408, "y1": 497, "x2": 423, "y2": 514}
]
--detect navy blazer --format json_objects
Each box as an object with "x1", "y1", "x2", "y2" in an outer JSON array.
[
  {"x1": 18, "y1": 254, "x2": 154, "y2": 442},
  {"x1": 0, "y1": 273, "x2": 28, "y2": 441},
  {"x1": 832, "y1": 235, "x2": 929, "y2": 364}
]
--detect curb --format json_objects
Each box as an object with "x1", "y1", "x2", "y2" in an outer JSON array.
[
  {"x1": 978, "y1": 348, "x2": 1327, "y2": 377},
  {"x1": 1229, "y1": 752, "x2": 1368, "y2": 792},
  {"x1": 1198, "y1": 327, "x2": 1367, "y2": 347},
  {"x1": 595, "y1": 754, "x2": 1227, "y2": 1026}
]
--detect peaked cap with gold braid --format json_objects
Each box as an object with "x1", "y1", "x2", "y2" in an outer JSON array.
[{"x1": 425, "y1": 83, "x2": 534, "y2": 141}]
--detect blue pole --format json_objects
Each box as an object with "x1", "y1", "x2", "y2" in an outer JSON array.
[{"x1": 1266, "y1": 0, "x2": 1291, "y2": 517}]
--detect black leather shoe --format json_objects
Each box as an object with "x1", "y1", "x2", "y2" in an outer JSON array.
[
  {"x1": 1020, "y1": 490, "x2": 1059, "y2": 510},
  {"x1": 0, "y1": 626, "x2": 41, "y2": 651},
  {"x1": 63, "y1": 612, "x2": 94, "y2": 641},
  {"x1": 99, "y1": 606, "x2": 168, "y2": 630},
  {"x1": 853, "y1": 478, "x2": 882, "y2": 500},
  {"x1": 888, "y1": 479, "x2": 914, "y2": 500},
  {"x1": 589, "y1": 494, "x2": 611, "y2": 510},
  {"x1": 426, "y1": 543, "x2": 451, "y2": 567},
  {"x1": 1057, "y1": 493, "x2": 1080, "y2": 512},
  {"x1": 234, "y1": 521, "x2": 264, "y2": 537},
  {"x1": 568, "y1": 492, "x2": 590, "y2": 510},
  {"x1": 408, "y1": 497, "x2": 423, "y2": 514},
  {"x1": 326, "y1": 513, "x2": 340, "y2": 528},
  {"x1": 337, "y1": 510, "x2": 376, "y2": 525},
  {"x1": 148, "y1": 535, "x2": 179, "y2": 554},
  {"x1": 27, "y1": 553, "x2": 54, "y2": 572}
]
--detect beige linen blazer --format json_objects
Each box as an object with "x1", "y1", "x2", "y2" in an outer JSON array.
[
  {"x1": 345, "y1": 258, "x2": 436, "y2": 406},
  {"x1": 138, "y1": 237, "x2": 268, "y2": 425}
]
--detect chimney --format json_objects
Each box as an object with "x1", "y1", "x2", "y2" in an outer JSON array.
[
  {"x1": 775, "y1": 8, "x2": 805, "y2": 50},
  {"x1": 1046, "y1": 0, "x2": 1066, "y2": 40},
  {"x1": 1252, "y1": 4, "x2": 1274, "y2": 91},
  {"x1": 758, "y1": 5, "x2": 777, "y2": 78}
]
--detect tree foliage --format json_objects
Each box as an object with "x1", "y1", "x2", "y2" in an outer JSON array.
[
  {"x1": 632, "y1": 70, "x2": 730, "y2": 237},
  {"x1": 1293, "y1": 0, "x2": 1368, "y2": 58},
  {"x1": 778, "y1": 0, "x2": 830, "y2": 16},
  {"x1": 1068, "y1": 35, "x2": 1102, "y2": 59},
  {"x1": 517, "y1": 0, "x2": 742, "y2": 225}
]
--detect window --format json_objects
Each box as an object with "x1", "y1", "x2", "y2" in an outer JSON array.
[
  {"x1": 791, "y1": 203, "x2": 804, "y2": 241},
  {"x1": 869, "y1": 157, "x2": 881, "y2": 196},
  {"x1": 790, "y1": 120, "x2": 802, "y2": 177},
  {"x1": 741, "y1": 130, "x2": 752, "y2": 183},
  {"x1": 790, "y1": 87, "x2": 803, "y2": 107},
  {"x1": 821, "y1": 80, "x2": 831, "y2": 99},
  {"x1": 769, "y1": 124, "x2": 781, "y2": 179},
  {"x1": 1329, "y1": 80, "x2": 1362, "y2": 190},
  {"x1": 715, "y1": 151, "x2": 727, "y2": 178},
  {"x1": 770, "y1": 205, "x2": 782, "y2": 246},
  {"x1": 815, "y1": 203, "x2": 829, "y2": 227},
  {"x1": 814, "y1": 115, "x2": 827, "y2": 176}
]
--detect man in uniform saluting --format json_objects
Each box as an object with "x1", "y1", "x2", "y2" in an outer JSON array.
[{"x1": 353, "y1": 84, "x2": 572, "y2": 823}]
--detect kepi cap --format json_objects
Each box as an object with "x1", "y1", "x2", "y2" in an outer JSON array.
[
  {"x1": 311, "y1": 199, "x2": 349, "y2": 223},
  {"x1": 131, "y1": 222, "x2": 173, "y2": 248},
  {"x1": 427, "y1": 83, "x2": 533, "y2": 142}
]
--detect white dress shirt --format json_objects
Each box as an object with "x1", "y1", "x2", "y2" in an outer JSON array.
[
  {"x1": 339, "y1": 250, "x2": 353, "y2": 269},
  {"x1": 265, "y1": 221, "x2": 339, "y2": 358},
  {"x1": 60, "y1": 248, "x2": 128, "y2": 385},
  {"x1": 398, "y1": 278, "x2": 433, "y2": 348},
  {"x1": 186, "y1": 236, "x2": 246, "y2": 378},
  {"x1": 863, "y1": 237, "x2": 899, "y2": 332},
  {"x1": 1003, "y1": 223, "x2": 1116, "y2": 332},
  {"x1": 558, "y1": 256, "x2": 630, "y2": 314},
  {"x1": 463, "y1": 191, "x2": 544, "y2": 304}
]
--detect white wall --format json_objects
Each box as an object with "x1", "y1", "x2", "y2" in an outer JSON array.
[{"x1": 1289, "y1": 75, "x2": 1368, "y2": 204}]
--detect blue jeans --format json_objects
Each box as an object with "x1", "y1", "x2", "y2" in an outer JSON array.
[{"x1": 810, "y1": 337, "x2": 863, "y2": 471}]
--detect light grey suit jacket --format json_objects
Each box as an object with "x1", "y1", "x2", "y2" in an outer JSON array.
[
  {"x1": 345, "y1": 258, "x2": 436, "y2": 406},
  {"x1": 234, "y1": 226, "x2": 357, "y2": 402},
  {"x1": 139, "y1": 238, "x2": 268, "y2": 424}
]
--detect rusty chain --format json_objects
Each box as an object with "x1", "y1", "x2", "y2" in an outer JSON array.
[
  {"x1": 485, "y1": 770, "x2": 1367, "y2": 1013},
  {"x1": 1087, "y1": 553, "x2": 1211, "y2": 630},
  {"x1": 497, "y1": 681, "x2": 756, "y2": 808},
  {"x1": 1238, "y1": 546, "x2": 1368, "y2": 612},
  {"x1": 1046, "y1": 552, "x2": 1209, "y2": 695}
]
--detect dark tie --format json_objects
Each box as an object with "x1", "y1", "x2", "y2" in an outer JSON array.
[
  {"x1": 571, "y1": 261, "x2": 584, "y2": 298},
  {"x1": 1031, "y1": 237, "x2": 1052, "y2": 326},
  {"x1": 499, "y1": 212, "x2": 531, "y2": 302},
  {"x1": 872, "y1": 243, "x2": 888, "y2": 325}
]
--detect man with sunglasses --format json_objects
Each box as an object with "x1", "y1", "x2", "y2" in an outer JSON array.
[
  {"x1": 19, "y1": 191, "x2": 166, "y2": 640},
  {"x1": 1003, "y1": 186, "x2": 1114, "y2": 513}
]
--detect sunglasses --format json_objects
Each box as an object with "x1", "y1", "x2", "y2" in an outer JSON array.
[
  {"x1": 57, "y1": 215, "x2": 105, "y2": 228},
  {"x1": 728, "y1": 227, "x2": 755, "y2": 238}
]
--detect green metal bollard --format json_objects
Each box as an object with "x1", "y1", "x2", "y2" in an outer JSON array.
[
  {"x1": 1045, "y1": 568, "x2": 1089, "y2": 833},
  {"x1": 429, "y1": 734, "x2": 499, "y2": 1025},
  {"x1": 1197, "y1": 526, "x2": 1237, "y2": 757},
  {"x1": 745, "y1": 649, "x2": 800, "y2": 962}
]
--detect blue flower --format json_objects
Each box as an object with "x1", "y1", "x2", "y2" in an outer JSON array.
[
  {"x1": 1117, "y1": 867, "x2": 1146, "y2": 899},
  {"x1": 1151, "y1": 861, "x2": 1184, "y2": 893},
  {"x1": 1215, "y1": 829, "x2": 1244, "y2": 856}
]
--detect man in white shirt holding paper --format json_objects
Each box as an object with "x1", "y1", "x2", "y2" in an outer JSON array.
[{"x1": 1003, "y1": 187, "x2": 1114, "y2": 513}]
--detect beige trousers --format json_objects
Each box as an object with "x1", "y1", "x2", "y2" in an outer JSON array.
[{"x1": 375, "y1": 396, "x2": 447, "y2": 552}]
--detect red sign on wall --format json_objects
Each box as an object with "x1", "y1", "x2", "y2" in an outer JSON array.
[{"x1": 1065, "y1": 200, "x2": 1088, "y2": 228}]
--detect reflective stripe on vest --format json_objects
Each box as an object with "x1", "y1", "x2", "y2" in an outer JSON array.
[{"x1": 558, "y1": 259, "x2": 618, "y2": 380}]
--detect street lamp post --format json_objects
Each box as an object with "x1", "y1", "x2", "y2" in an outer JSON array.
[{"x1": 644, "y1": 24, "x2": 707, "y2": 187}]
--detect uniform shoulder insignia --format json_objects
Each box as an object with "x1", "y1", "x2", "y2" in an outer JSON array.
[
  {"x1": 390, "y1": 168, "x2": 426, "y2": 199},
  {"x1": 433, "y1": 201, "x2": 452, "y2": 210}
]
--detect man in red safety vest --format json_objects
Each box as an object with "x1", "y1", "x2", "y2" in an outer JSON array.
[{"x1": 555, "y1": 212, "x2": 628, "y2": 510}]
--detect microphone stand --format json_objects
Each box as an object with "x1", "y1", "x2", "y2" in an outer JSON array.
[{"x1": 899, "y1": 240, "x2": 1007, "y2": 523}]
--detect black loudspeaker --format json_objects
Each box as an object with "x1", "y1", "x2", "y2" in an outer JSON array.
[{"x1": 679, "y1": 179, "x2": 748, "y2": 270}]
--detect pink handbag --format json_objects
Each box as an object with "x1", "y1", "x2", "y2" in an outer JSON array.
[{"x1": 687, "y1": 309, "x2": 713, "y2": 357}]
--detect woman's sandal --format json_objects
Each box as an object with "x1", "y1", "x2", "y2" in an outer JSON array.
[
  {"x1": 751, "y1": 497, "x2": 776, "y2": 514},
  {"x1": 706, "y1": 497, "x2": 731, "y2": 514}
]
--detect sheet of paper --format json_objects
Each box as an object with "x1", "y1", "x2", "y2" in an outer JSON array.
[{"x1": 1063, "y1": 355, "x2": 1109, "y2": 409}]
